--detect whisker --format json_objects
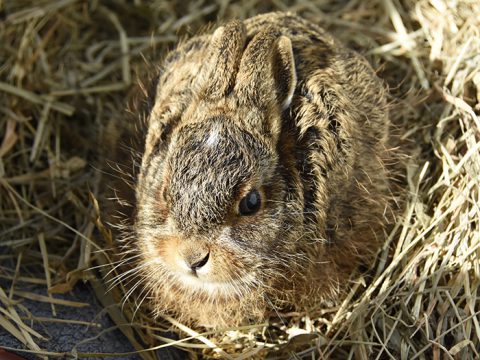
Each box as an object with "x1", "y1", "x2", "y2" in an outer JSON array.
[{"x1": 106, "y1": 261, "x2": 153, "y2": 291}]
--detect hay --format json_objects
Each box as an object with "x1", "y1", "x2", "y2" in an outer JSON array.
[{"x1": 1, "y1": 0, "x2": 479, "y2": 358}]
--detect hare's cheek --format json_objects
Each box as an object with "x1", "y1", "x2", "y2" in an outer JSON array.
[
  {"x1": 138, "y1": 234, "x2": 175, "y2": 268},
  {"x1": 141, "y1": 234, "x2": 182, "y2": 268},
  {"x1": 152, "y1": 185, "x2": 170, "y2": 222}
]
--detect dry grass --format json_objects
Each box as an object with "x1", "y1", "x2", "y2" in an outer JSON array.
[{"x1": 1, "y1": 0, "x2": 479, "y2": 359}]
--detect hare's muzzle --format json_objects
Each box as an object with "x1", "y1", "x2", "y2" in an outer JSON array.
[
  {"x1": 159, "y1": 237, "x2": 212, "y2": 278},
  {"x1": 177, "y1": 247, "x2": 210, "y2": 275}
]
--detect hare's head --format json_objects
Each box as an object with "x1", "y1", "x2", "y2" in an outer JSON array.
[{"x1": 134, "y1": 21, "x2": 302, "y2": 324}]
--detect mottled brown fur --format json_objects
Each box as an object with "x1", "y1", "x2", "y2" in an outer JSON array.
[{"x1": 111, "y1": 12, "x2": 394, "y2": 328}]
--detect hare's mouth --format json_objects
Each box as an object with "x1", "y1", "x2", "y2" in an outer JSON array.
[
  {"x1": 141, "y1": 234, "x2": 257, "y2": 296},
  {"x1": 174, "y1": 271, "x2": 256, "y2": 296}
]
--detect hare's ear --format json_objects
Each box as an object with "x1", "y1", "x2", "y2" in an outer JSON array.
[
  {"x1": 234, "y1": 29, "x2": 297, "y2": 110},
  {"x1": 199, "y1": 21, "x2": 246, "y2": 99},
  {"x1": 273, "y1": 36, "x2": 296, "y2": 110}
]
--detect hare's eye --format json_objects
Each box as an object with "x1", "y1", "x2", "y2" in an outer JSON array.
[{"x1": 238, "y1": 189, "x2": 261, "y2": 216}]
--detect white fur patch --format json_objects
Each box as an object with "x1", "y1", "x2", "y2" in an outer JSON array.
[
  {"x1": 176, "y1": 271, "x2": 255, "y2": 297},
  {"x1": 205, "y1": 127, "x2": 220, "y2": 147}
]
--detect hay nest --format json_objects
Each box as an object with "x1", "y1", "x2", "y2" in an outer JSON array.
[{"x1": 1, "y1": 0, "x2": 479, "y2": 359}]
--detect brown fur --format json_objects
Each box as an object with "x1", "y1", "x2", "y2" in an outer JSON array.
[{"x1": 108, "y1": 12, "x2": 395, "y2": 328}]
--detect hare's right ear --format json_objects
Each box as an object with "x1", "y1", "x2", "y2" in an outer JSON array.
[
  {"x1": 234, "y1": 29, "x2": 297, "y2": 111},
  {"x1": 198, "y1": 21, "x2": 246, "y2": 99}
]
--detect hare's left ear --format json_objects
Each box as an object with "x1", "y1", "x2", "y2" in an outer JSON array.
[
  {"x1": 234, "y1": 29, "x2": 297, "y2": 111},
  {"x1": 272, "y1": 36, "x2": 297, "y2": 110}
]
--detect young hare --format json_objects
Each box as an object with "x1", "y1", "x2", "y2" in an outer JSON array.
[{"x1": 119, "y1": 12, "x2": 393, "y2": 328}]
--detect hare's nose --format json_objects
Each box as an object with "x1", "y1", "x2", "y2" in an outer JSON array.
[
  {"x1": 181, "y1": 250, "x2": 210, "y2": 274},
  {"x1": 188, "y1": 252, "x2": 210, "y2": 271}
]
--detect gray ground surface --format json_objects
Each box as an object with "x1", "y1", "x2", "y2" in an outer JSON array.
[{"x1": 0, "y1": 282, "x2": 186, "y2": 360}]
